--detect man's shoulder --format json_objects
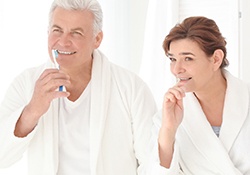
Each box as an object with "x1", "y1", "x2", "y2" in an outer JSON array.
[{"x1": 16, "y1": 61, "x2": 50, "y2": 81}]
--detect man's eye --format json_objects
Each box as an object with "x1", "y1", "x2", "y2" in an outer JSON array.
[
  {"x1": 52, "y1": 29, "x2": 62, "y2": 33},
  {"x1": 72, "y1": 31, "x2": 83, "y2": 36}
]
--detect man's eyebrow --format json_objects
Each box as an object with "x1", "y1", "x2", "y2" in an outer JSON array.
[
  {"x1": 50, "y1": 25, "x2": 85, "y2": 33},
  {"x1": 50, "y1": 24, "x2": 63, "y2": 31},
  {"x1": 51, "y1": 24, "x2": 61, "y2": 29},
  {"x1": 71, "y1": 27, "x2": 85, "y2": 33}
]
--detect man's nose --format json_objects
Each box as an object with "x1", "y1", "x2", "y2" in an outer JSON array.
[{"x1": 58, "y1": 33, "x2": 72, "y2": 47}]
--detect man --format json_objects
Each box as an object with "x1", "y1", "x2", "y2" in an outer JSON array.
[{"x1": 0, "y1": 0, "x2": 157, "y2": 174}]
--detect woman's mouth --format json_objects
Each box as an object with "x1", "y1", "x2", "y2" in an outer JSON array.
[{"x1": 177, "y1": 77, "x2": 192, "y2": 82}]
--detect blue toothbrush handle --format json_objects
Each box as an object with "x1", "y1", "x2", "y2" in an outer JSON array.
[
  {"x1": 52, "y1": 50, "x2": 64, "y2": 92},
  {"x1": 59, "y1": 85, "x2": 63, "y2": 91}
]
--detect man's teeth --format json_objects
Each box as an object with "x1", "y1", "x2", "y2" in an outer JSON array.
[{"x1": 57, "y1": 50, "x2": 76, "y2": 55}]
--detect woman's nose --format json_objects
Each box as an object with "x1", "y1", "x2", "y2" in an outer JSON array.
[{"x1": 172, "y1": 61, "x2": 185, "y2": 74}]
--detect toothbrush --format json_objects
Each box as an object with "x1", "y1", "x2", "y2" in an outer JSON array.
[
  {"x1": 176, "y1": 77, "x2": 181, "y2": 83},
  {"x1": 52, "y1": 49, "x2": 63, "y2": 91}
]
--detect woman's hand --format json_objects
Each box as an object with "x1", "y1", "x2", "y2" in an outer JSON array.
[
  {"x1": 158, "y1": 83, "x2": 186, "y2": 168},
  {"x1": 162, "y1": 84, "x2": 185, "y2": 132}
]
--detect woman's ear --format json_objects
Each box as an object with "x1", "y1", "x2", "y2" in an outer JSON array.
[{"x1": 212, "y1": 49, "x2": 224, "y2": 71}]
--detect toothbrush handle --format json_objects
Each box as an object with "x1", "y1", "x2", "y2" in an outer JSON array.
[
  {"x1": 58, "y1": 65, "x2": 63, "y2": 91},
  {"x1": 59, "y1": 85, "x2": 63, "y2": 91},
  {"x1": 52, "y1": 50, "x2": 63, "y2": 91}
]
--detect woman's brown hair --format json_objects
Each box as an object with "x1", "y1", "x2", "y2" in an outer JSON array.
[{"x1": 163, "y1": 16, "x2": 229, "y2": 68}]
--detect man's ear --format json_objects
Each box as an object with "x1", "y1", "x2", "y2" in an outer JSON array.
[
  {"x1": 94, "y1": 31, "x2": 103, "y2": 48},
  {"x1": 212, "y1": 49, "x2": 224, "y2": 71}
]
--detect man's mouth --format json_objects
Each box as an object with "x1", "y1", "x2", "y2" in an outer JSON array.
[{"x1": 56, "y1": 50, "x2": 77, "y2": 55}]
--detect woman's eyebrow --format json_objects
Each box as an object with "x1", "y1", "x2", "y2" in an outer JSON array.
[
  {"x1": 166, "y1": 53, "x2": 173, "y2": 57},
  {"x1": 167, "y1": 52, "x2": 195, "y2": 57},
  {"x1": 179, "y1": 52, "x2": 196, "y2": 56}
]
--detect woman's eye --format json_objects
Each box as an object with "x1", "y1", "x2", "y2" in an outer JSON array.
[
  {"x1": 185, "y1": 57, "x2": 193, "y2": 61},
  {"x1": 169, "y1": 57, "x2": 176, "y2": 62}
]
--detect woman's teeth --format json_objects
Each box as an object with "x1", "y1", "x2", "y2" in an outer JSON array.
[
  {"x1": 180, "y1": 78, "x2": 191, "y2": 81},
  {"x1": 177, "y1": 77, "x2": 191, "y2": 82}
]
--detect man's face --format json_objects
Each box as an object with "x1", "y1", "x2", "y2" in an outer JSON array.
[{"x1": 48, "y1": 7, "x2": 102, "y2": 69}]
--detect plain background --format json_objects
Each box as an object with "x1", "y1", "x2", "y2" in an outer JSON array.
[{"x1": 0, "y1": 0, "x2": 249, "y2": 174}]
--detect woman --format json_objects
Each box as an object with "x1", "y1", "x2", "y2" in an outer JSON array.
[{"x1": 149, "y1": 16, "x2": 250, "y2": 174}]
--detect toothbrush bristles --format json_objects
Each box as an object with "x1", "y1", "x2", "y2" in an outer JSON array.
[{"x1": 54, "y1": 50, "x2": 58, "y2": 59}]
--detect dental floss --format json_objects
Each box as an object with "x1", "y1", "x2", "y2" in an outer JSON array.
[{"x1": 52, "y1": 50, "x2": 63, "y2": 91}]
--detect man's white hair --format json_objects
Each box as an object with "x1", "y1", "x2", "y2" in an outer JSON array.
[{"x1": 48, "y1": 0, "x2": 103, "y2": 35}]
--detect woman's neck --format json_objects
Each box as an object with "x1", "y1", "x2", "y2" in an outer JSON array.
[{"x1": 194, "y1": 72, "x2": 227, "y2": 126}]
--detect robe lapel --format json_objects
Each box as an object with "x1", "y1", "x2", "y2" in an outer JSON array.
[
  {"x1": 181, "y1": 91, "x2": 242, "y2": 174},
  {"x1": 89, "y1": 50, "x2": 111, "y2": 174},
  {"x1": 219, "y1": 71, "x2": 249, "y2": 152},
  {"x1": 39, "y1": 98, "x2": 59, "y2": 175},
  {"x1": 37, "y1": 61, "x2": 60, "y2": 174}
]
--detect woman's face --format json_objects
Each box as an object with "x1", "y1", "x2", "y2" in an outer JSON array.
[{"x1": 168, "y1": 39, "x2": 217, "y2": 93}]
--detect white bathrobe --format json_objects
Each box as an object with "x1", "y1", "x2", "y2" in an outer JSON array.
[
  {"x1": 0, "y1": 50, "x2": 157, "y2": 175},
  {"x1": 148, "y1": 70, "x2": 250, "y2": 175}
]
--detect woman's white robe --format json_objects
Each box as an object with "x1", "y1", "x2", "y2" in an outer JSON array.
[{"x1": 149, "y1": 71, "x2": 250, "y2": 175}]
